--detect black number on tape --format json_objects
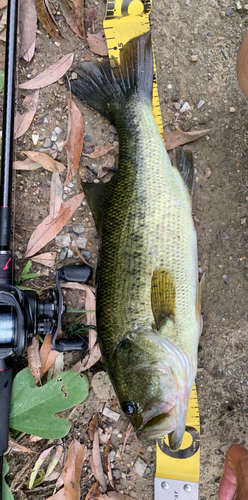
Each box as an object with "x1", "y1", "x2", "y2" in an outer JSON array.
[{"x1": 157, "y1": 426, "x2": 200, "y2": 459}]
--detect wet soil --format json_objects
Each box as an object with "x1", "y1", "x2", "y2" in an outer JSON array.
[{"x1": 1, "y1": 0, "x2": 248, "y2": 498}]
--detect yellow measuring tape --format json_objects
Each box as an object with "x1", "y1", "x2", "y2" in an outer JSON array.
[{"x1": 103, "y1": 2, "x2": 200, "y2": 498}]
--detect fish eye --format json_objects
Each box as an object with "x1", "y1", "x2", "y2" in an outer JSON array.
[{"x1": 121, "y1": 401, "x2": 137, "y2": 415}]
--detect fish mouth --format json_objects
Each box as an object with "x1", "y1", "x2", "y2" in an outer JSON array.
[{"x1": 137, "y1": 402, "x2": 177, "y2": 440}]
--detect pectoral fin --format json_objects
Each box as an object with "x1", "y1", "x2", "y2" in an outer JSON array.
[
  {"x1": 173, "y1": 146, "x2": 194, "y2": 196},
  {"x1": 151, "y1": 268, "x2": 176, "y2": 330}
]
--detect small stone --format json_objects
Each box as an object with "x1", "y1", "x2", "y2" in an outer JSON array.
[
  {"x1": 241, "y1": 217, "x2": 247, "y2": 225},
  {"x1": 55, "y1": 126, "x2": 62, "y2": 135},
  {"x1": 109, "y1": 451, "x2": 115, "y2": 462},
  {"x1": 172, "y1": 93, "x2": 179, "y2": 102},
  {"x1": 54, "y1": 41, "x2": 60, "y2": 47},
  {"x1": 59, "y1": 248, "x2": 68, "y2": 260},
  {"x1": 167, "y1": 84, "x2": 172, "y2": 89},
  {"x1": 146, "y1": 446, "x2": 153, "y2": 452},
  {"x1": 68, "y1": 182, "x2": 74, "y2": 188},
  {"x1": 180, "y1": 102, "x2": 191, "y2": 113},
  {"x1": 191, "y1": 55, "x2": 198, "y2": 62},
  {"x1": 204, "y1": 167, "x2": 212, "y2": 178},
  {"x1": 96, "y1": 139, "x2": 105, "y2": 146},
  {"x1": 77, "y1": 236, "x2": 87, "y2": 249},
  {"x1": 134, "y1": 457, "x2": 147, "y2": 477},
  {"x1": 55, "y1": 234, "x2": 71, "y2": 247},
  {"x1": 218, "y1": 364, "x2": 224, "y2": 372},
  {"x1": 206, "y1": 31, "x2": 211, "y2": 36},
  {"x1": 81, "y1": 250, "x2": 91, "y2": 261},
  {"x1": 223, "y1": 232, "x2": 229, "y2": 240},
  {"x1": 67, "y1": 249, "x2": 73, "y2": 258},
  {"x1": 113, "y1": 469, "x2": 121, "y2": 479},
  {"x1": 215, "y1": 449, "x2": 222, "y2": 455},
  {"x1": 225, "y1": 6, "x2": 232, "y2": 14},
  {"x1": 229, "y1": 107, "x2": 236, "y2": 113},
  {"x1": 173, "y1": 102, "x2": 181, "y2": 110},
  {"x1": 43, "y1": 138, "x2": 52, "y2": 149},
  {"x1": 51, "y1": 131, "x2": 57, "y2": 142},
  {"x1": 145, "y1": 467, "x2": 151, "y2": 474},
  {"x1": 71, "y1": 72, "x2": 78, "y2": 80},
  {"x1": 109, "y1": 124, "x2": 117, "y2": 134},
  {"x1": 73, "y1": 225, "x2": 85, "y2": 234},
  {"x1": 44, "y1": 117, "x2": 48, "y2": 124},
  {"x1": 84, "y1": 135, "x2": 92, "y2": 142},
  {"x1": 237, "y1": 0, "x2": 242, "y2": 9},
  {"x1": 197, "y1": 100, "x2": 205, "y2": 109},
  {"x1": 32, "y1": 134, "x2": 39, "y2": 145}
]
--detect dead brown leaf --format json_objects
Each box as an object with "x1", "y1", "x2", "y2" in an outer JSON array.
[
  {"x1": 23, "y1": 39, "x2": 36, "y2": 62},
  {"x1": 84, "y1": 7, "x2": 96, "y2": 32},
  {"x1": 72, "y1": 343, "x2": 101, "y2": 374},
  {"x1": 71, "y1": 0, "x2": 83, "y2": 33},
  {"x1": 40, "y1": 332, "x2": 61, "y2": 377},
  {"x1": 108, "y1": 494, "x2": 134, "y2": 500},
  {"x1": 87, "y1": 31, "x2": 108, "y2": 56},
  {"x1": 60, "y1": 281, "x2": 86, "y2": 290},
  {"x1": 88, "y1": 413, "x2": 98, "y2": 441},
  {"x1": 103, "y1": 434, "x2": 114, "y2": 488},
  {"x1": 98, "y1": 426, "x2": 112, "y2": 445},
  {"x1": 59, "y1": 0, "x2": 83, "y2": 38},
  {"x1": 64, "y1": 98, "x2": 84, "y2": 185},
  {"x1": 19, "y1": 0, "x2": 37, "y2": 59},
  {"x1": 13, "y1": 159, "x2": 42, "y2": 170},
  {"x1": 0, "y1": 8, "x2": 7, "y2": 26},
  {"x1": 47, "y1": 488, "x2": 66, "y2": 500},
  {"x1": 69, "y1": 235, "x2": 91, "y2": 266},
  {"x1": 25, "y1": 192, "x2": 84, "y2": 257},
  {"x1": 163, "y1": 128, "x2": 212, "y2": 150},
  {"x1": 121, "y1": 422, "x2": 133, "y2": 455},
  {"x1": 8, "y1": 438, "x2": 37, "y2": 454},
  {"x1": 31, "y1": 252, "x2": 57, "y2": 267},
  {"x1": 27, "y1": 336, "x2": 41, "y2": 384},
  {"x1": 84, "y1": 284, "x2": 96, "y2": 350},
  {"x1": 14, "y1": 90, "x2": 39, "y2": 139},
  {"x1": 85, "y1": 482, "x2": 100, "y2": 500},
  {"x1": 50, "y1": 171, "x2": 62, "y2": 219},
  {"x1": 34, "y1": 0, "x2": 60, "y2": 37},
  {"x1": 62, "y1": 438, "x2": 87, "y2": 500},
  {"x1": 83, "y1": 145, "x2": 115, "y2": 159},
  {"x1": 89, "y1": 415, "x2": 107, "y2": 491},
  {"x1": 18, "y1": 53, "x2": 73, "y2": 89},
  {"x1": 23, "y1": 151, "x2": 65, "y2": 173}
]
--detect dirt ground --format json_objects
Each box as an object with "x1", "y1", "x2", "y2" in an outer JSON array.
[{"x1": 1, "y1": 0, "x2": 248, "y2": 498}]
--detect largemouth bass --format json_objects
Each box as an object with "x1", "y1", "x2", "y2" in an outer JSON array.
[{"x1": 70, "y1": 32, "x2": 202, "y2": 450}]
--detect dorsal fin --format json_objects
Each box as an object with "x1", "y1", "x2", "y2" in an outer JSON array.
[
  {"x1": 173, "y1": 146, "x2": 194, "y2": 196},
  {"x1": 151, "y1": 267, "x2": 176, "y2": 330}
]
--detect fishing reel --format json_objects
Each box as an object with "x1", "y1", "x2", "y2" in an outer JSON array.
[{"x1": 0, "y1": 251, "x2": 92, "y2": 360}]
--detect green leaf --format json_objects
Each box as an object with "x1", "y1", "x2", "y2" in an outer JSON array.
[
  {"x1": 0, "y1": 70, "x2": 4, "y2": 93},
  {"x1": 9, "y1": 368, "x2": 89, "y2": 439},
  {"x1": 20, "y1": 260, "x2": 40, "y2": 281},
  {"x1": 3, "y1": 458, "x2": 14, "y2": 500}
]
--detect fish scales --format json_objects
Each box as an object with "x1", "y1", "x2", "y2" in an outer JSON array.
[
  {"x1": 70, "y1": 32, "x2": 201, "y2": 450},
  {"x1": 98, "y1": 99, "x2": 198, "y2": 357}
]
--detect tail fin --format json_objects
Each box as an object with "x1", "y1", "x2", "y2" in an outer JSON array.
[{"x1": 69, "y1": 31, "x2": 153, "y2": 122}]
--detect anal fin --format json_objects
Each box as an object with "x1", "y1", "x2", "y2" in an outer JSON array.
[{"x1": 173, "y1": 146, "x2": 194, "y2": 196}]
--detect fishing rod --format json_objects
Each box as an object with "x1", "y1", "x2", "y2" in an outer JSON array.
[{"x1": 0, "y1": 0, "x2": 92, "y2": 494}]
